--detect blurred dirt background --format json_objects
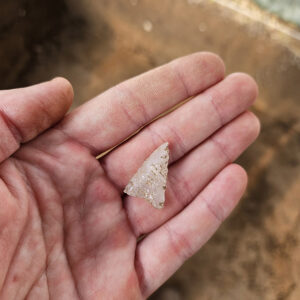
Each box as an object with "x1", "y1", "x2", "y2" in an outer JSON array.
[{"x1": 1, "y1": 0, "x2": 300, "y2": 299}]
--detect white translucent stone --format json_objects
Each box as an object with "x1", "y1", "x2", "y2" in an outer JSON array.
[{"x1": 124, "y1": 142, "x2": 169, "y2": 209}]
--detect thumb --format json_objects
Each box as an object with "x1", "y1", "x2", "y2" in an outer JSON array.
[{"x1": 0, "y1": 77, "x2": 73, "y2": 163}]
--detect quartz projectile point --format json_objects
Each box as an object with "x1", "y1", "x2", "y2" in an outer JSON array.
[{"x1": 124, "y1": 142, "x2": 169, "y2": 209}]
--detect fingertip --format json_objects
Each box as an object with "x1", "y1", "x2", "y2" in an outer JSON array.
[
  {"x1": 227, "y1": 163, "x2": 248, "y2": 214},
  {"x1": 228, "y1": 163, "x2": 248, "y2": 191},
  {"x1": 172, "y1": 52, "x2": 226, "y2": 95},
  {"x1": 192, "y1": 51, "x2": 226, "y2": 81},
  {"x1": 227, "y1": 163, "x2": 248, "y2": 203},
  {"x1": 227, "y1": 73, "x2": 259, "y2": 105},
  {"x1": 244, "y1": 111, "x2": 261, "y2": 141},
  {"x1": 212, "y1": 164, "x2": 248, "y2": 220},
  {"x1": 200, "y1": 52, "x2": 226, "y2": 77},
  {"x1": 50, "y1": 77, "x2": 74, "y2": 109}
]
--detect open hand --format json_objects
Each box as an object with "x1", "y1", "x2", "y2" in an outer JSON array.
[{"x1": 0, "y1": 53, "x2": 259, "y2": 299}]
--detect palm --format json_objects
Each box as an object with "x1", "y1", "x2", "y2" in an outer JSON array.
[
  {"x1": 0, "y1": 53, "x2": 259, "y2": 299},
  {"x1": 1, "y1": 135, "x2": 140, "y2": 299}
]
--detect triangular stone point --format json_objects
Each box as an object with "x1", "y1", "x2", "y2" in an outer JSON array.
[{"x1": 124, "y1": 142, "x2": 169, "y2": 209}]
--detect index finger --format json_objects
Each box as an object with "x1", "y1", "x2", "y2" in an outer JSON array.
[{"x1": 58, "y1": 52, "x2": 225, "y2": 155}]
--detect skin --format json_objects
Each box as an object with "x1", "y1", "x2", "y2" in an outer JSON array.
[{"x1": 0, "y1": 52, "x2": 260, "y2": 300}]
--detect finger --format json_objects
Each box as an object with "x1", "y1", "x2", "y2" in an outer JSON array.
[
  {"x1": 127, "y1": 111, "x2": 260, "y2": 236},
  {"x1": 135, "y1": 164, "x2": 247, "y2": 298},
  {"x1": 102, "y1": 73, "x2": 258, "y2": 189},
  {"x1": 58, "y1": 52, "x2": 225, "y2": 154},
  {"x1": 0, "y1": 78, "x2": 73, "y2": 163}
]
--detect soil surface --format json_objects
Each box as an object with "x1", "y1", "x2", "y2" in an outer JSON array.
[{"x1": 1, "y1": 1, "x2": 300, "y2": 299}]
